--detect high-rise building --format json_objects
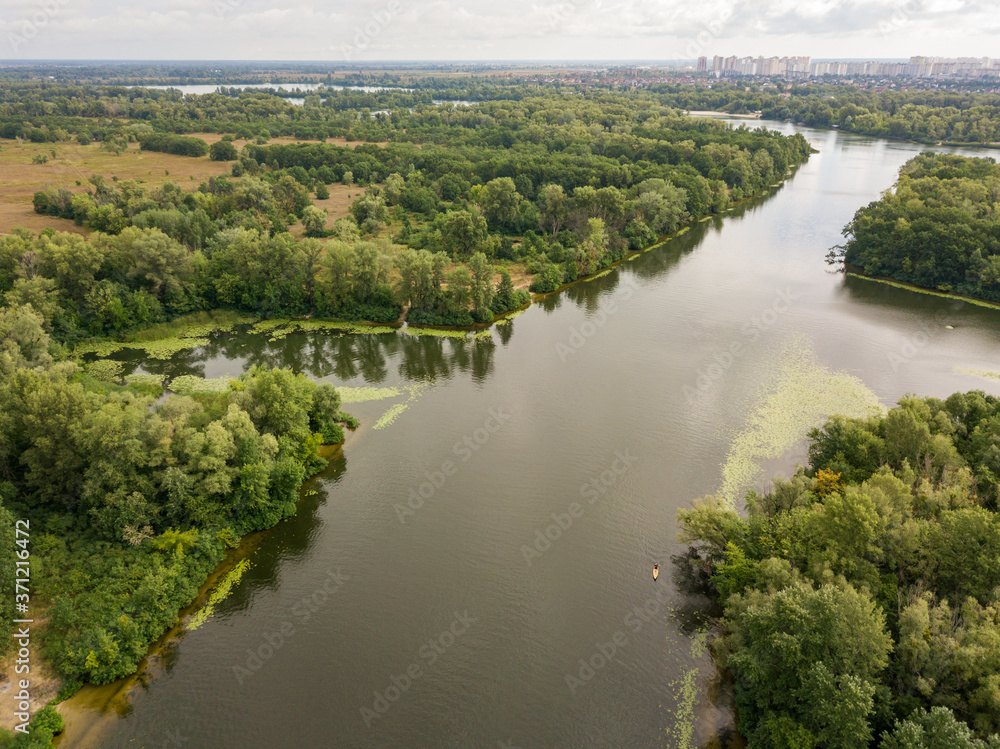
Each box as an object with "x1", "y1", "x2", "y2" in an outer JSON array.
[{"x1": 707, "y1": 53, "x2": 998, "y2": 79}]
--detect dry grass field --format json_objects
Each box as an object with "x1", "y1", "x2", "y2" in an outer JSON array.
[{"x1": 0, "y1": 134, "x2": 382, "y2": 235}]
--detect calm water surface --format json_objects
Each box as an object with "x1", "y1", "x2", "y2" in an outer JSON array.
[{"x1": 57, "y1": 123, "x2": 1000, "y2": 748}]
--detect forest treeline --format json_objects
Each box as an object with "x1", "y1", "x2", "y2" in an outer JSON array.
[
  {"x1": 650, "y1": 82, "x2": 1000, "y2": 144},
  {"x1": 677, "y1": 391, "x2": 1000, "y2": 749},
  {"x1": 831, "y1": 153, "x2": 1000, "y2": 302},
  {"x1": 0, "y1": 302, "x2": 352, "y2": 699},
  {"x1": 4, "y1": 75, "x2": 1000, "y2": 143}
]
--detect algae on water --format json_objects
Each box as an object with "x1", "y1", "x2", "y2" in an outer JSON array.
[
  {"x1": 372, "y1": 383, "x2": 430, "y2": 430},
  {"x1": 169, "y1": 375, "x2": 234, "y2": 395},
  {"x1": 957, "y1": 367, "x2": 1000, "y2": 382},
  {"x1": 337, "y1": 386, "x2": 404, "y2": 404},
  {"x1": 718, "y1": 338, "x2": 884, "y2": 505},
  {"x1": 186, "y1": 559, "x2": 251, "y2": 631}
]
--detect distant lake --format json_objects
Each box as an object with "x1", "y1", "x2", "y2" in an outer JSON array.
[{"x1": 130, "y1": 83, "x2": 413, "y2": 107}]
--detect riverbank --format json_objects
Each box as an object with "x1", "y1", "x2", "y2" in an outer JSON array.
[
  {"x1": 68, "y1": 177, "x2": 799, "y2": 363},
  {"x1": 845, "y1": 270, "x2": 1000, "y2": 310},
  {"x1": 686, "y1": 110, "x2": 762, "y2": 119}
]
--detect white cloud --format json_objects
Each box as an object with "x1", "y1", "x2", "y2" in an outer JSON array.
[{"x1": 1, "y1": 0, "x2": 996, "y2": 59}]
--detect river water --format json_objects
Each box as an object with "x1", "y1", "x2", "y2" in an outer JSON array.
[{"x1": 56, "y1": 122, "x2": 1000, "y2": 748}]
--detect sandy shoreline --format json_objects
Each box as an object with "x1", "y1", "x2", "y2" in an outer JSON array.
[{"x1": 685, "y1": 110, "x2": 762, "y2": 118}]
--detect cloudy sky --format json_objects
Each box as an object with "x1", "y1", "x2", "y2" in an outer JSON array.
[{"x1": 2, "y1": 0, "x2": 998, "y2": 61}]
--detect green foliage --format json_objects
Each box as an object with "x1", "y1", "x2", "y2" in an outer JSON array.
[
  {"x1": 882, "y1": 708, "x2": 1000, "y2": 749},
  {"x1": 209, "y1": 140, "x2": 238, "y2": 161},
  {"x1": 679, "y1": 392, "x2": 1000, "y2": 748},
  {"x1": 0, "y1": 320, "x2": 353, "y2": 686},
  {"x1": 836, "y1": 153, "x2": 1000, "y2": 303},
  {"x1": 0, "y1": 704, "x2": 64, "y2": 748},
  {"x1": 138, "y1": 133, "x2": 209, "y2": 157},
  {"x1": 0, "y1": 504, "x2": 15, "y2": 656}
]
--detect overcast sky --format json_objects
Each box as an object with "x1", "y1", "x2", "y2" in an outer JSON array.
[{"x1": 2, "y1": 0, "x2": 998, "y2": 61}]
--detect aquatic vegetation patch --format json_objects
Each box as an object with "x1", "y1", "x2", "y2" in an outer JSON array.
[
  {"x1": 125, "y1": 312, "x2": 254, "y2": 343},
  {"x1": 957, "y1": 367, "x2": 1000, "y2": 382},
  {"x1": 84, "y1": 359, "x2": 123, "y2": 382},
  {"x1": 124, "y1": 372, "x2": 165, "y2": 387},
  {"x1": 169, "y1": 375, "x2": 234, "y2": 395},
  {"x1": 373, "y1": 401, "x2": 410, "y2": 430},
  {"x1": 252, "y1": 318, "x2": 398, "y2": 340},
  {"x1": 373, "y1": 384, "x2": 429, "y2": 430},
  {"x1": 186, "y1": 559, "x2": 252, "y2": 632},
  {"x1": 140, "y1": 337, "x2": 210, "y2": 359},
  {"x1": 75, "y1": 312, "x2": 248, "y2": 362},
  {"x1": 73, "y1": 340, "x2": 134, "y2": 358},
  {"x1": 337, "y1": 386, "x2": 404, "y2": 404},
  {"x1": 845, "y1": 272, "x2": 1000, "y2": 310},
  {"x1": 666, "y1": 668, "x2": 700, "y2": 749},
  {"x1": 718, "y1": 339, "x2": 884, "y2": 505},
  {"x1": 298, "y1": 319, "x2": 396, "y2": 335},
  {"x1": 472, "y1": 329, "x2": 494, "y2": 341},
  {"x1": 403, "y1": 326, "x2": 470, "y2": 339},
  {"x1": 495, "y1": 307, "x2": 528, "y2": 326}
]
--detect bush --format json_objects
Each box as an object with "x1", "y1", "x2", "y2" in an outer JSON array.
[
  {"x1": 138, "y1": 133, "x2": 209, "y2": 158},
  {"x1": 529, "y1": 264, "x2": 563, "y2": 294},
  {"x1": 210, "y1": 140, "x2": 238, "y2": 161},
  {"x1": 406, "y1": 308, "x2": 475, "y2": 326},
  {"x1": 318, "y1": 421, "x2": 344, "y2": 445}
]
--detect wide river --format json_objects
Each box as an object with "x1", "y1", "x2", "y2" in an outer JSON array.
[{"x1": 57, "y1": 122, "x2": 1000, "y2": 748}]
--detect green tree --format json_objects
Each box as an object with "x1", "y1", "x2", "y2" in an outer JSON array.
[
  {"x1": 882, "y1": 707, "x2": 1000, "y2": 749},
  {"x1": 726, "y1": 581, "x2": 891, "y2": 749},
  {"x1": 440, "y1": 209, "x2": 488, "y2": 257},
  {"x1": 474, "y1": 177, "x2": 522, "y2": 229},
  {"x1": 209, "y1": 140, "x2": 239, "y2": 161}
]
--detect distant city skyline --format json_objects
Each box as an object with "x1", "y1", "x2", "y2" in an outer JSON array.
[
  {"x1": 694, "y1": 54, "x2": 1000, "y2": 79},
  {"x1": 1, "y1": 0, "x2": 998, "y2": 61}
]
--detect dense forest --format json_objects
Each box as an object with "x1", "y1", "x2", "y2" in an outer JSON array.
[
  {"x1": 4, "y1": 89, "x2": 813, "y2": 331},
  {"x1": 0, "y1": 301, "x2": 353, "y2": 747},
  {"x1": 677, "y1": 391, "x2": 1000, "y2": 749},
  {"x1": 831, "y1": 153, "x2": 1000, "y2": 302}
]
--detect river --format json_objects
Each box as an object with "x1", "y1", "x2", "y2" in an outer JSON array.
[{"x1": 56, "y1": 122, "x2": 1000, "y2": 748}]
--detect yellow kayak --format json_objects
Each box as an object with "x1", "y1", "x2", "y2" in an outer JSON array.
[{"x1": 652, "y1": 564, "x2": 659, "y2": 581}]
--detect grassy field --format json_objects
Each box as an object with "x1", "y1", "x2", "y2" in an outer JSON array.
[
  {"x1": 0, "y1": 135, "x2": 374, "y2": 235},
  {"x1": 0, "y1": 138, "x2": 233, "y2": 234}
]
